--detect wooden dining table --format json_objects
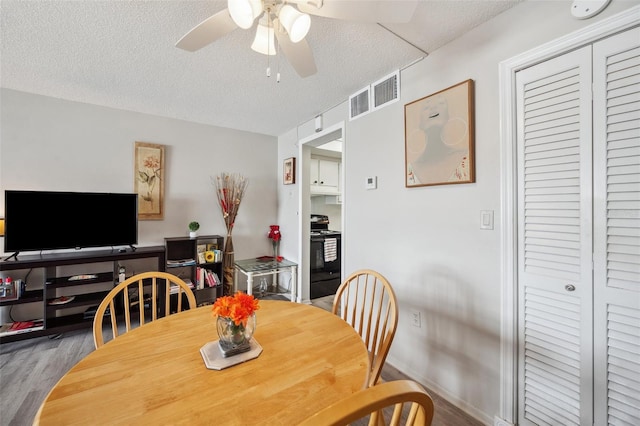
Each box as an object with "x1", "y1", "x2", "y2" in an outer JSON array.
[{"x1": 33, "y1": 300, "x2": 370, "y2": 425}]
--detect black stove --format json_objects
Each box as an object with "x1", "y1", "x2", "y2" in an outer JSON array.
[{"x1": 310, "y1": 214, "x2": 341, "y2": 299}]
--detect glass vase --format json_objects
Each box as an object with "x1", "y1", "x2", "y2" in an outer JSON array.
[
  {"x1": 272, "y1": 240, "x2": 280, "y2": 261},
  {"x1": 216, "y1": 313, "x2": 256, "y2": 355}
]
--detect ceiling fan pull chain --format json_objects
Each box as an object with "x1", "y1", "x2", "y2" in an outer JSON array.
[
  {"x1": 266, "y1": 47, "x2": 271, "y2": 77},
  {"x1": 276, "y1": 31, "x2": 281, "y2": 83},
  {"x1": 267, "y1": 8, "x2": 272, "y2": 78}
]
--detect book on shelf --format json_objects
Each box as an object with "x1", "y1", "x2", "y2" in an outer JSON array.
[
  {"x1": 196, "y1": 267, "x2": 204, "y2": 289},
  {"x1": 205, "y1": 270, "x2": 215, "y2": 288},
  {"x1": 207, "y1": 270, "x2": 221, "y2": 288},
  {"x1": 196, "y1": 268, "x2": 221, "y2": 289},
  {"x1": 0, "y1": 319, "x2": 44, "y2": 336},
  {"x1": 170, "y1": 279, "x2": 195, "y2": 294},
  {"x1": 167, "y1": 259, "x2": 196, "y2": 267}
]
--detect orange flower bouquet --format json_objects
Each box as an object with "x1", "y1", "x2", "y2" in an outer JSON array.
[{"x1": 212, "y1": 292, "x2": 260, "y2": 355}]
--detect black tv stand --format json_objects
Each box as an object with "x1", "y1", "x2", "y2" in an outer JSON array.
[{"x1": 0, "y1": 246, "x2": 165, "y2": 344}]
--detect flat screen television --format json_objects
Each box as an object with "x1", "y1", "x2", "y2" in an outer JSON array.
[{"x1": 4, "y1": 190, "x2": 138, "y2": 255}]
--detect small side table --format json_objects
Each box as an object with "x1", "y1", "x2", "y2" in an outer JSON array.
[{"x1": 234, "y1": 258, "x2": 298, "y2": 302}]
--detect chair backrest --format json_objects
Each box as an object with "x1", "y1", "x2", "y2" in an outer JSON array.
[
  {"x1": 332, "y1": 269, "x2": 398, "y2": 387},
  {"x1": 299, "y1": 379, "x2": 434, "y2": 426},
  {"x1": 93, "y1": 271, "x2": 196, "y2": 348}
]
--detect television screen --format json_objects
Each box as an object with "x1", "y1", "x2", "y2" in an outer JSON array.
[{"x1": 4, "y1": 190, "x2": 138, "y2": 253}]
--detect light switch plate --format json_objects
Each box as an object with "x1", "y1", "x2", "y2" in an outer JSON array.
[
  {"x1": 480, "y1": 210, "x2": 494, "y2": 230},
  {"x1": 366, "y1": 176, "x2": 377, "y2": 190}
]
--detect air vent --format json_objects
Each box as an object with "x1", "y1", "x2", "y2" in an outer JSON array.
[
  {"x1": 372, "y1": 71, "x2": 399, "y2": 110},
  {"x1": 349, "y1": 86, "x2": 371, "y2": 121}
]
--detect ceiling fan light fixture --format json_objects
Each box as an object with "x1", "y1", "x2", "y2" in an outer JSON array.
[
  {"x1": 251, "y1": 23, "x2": 276, "y2": 55},
  {"x1": 279, "y1": 5, "x2": 310, "y2": 43},
  {"x1": 228, "y1": 0, "x2": 262, "y2": 29}
]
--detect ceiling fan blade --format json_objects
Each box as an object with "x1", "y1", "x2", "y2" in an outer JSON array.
[
  {"x1": 275, "y1": 30, "x2": 317, "y2": 78},
  {"x1": 296, "y1": 0, "x2": 418, "y2": 23},
  {"x1": 176, "y1": 9, "x2": 237, "y2": 52}
]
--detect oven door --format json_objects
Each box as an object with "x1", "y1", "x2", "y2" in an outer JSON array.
[
  {"x1": 310, "y1": 235, "x2": 341, "y2": 299},
  {"x1": 310, "y1": 237, "x2": 326, "y2": 272}
]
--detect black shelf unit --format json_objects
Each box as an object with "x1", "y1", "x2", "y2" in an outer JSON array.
[
  {"x1": 164, "y1": 235, "x2": 224, "y2": 306},
  {"x1": 0, "y1": 246, "x2": 165, "y2": 343}
]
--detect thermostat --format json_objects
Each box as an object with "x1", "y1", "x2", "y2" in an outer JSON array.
[{"x1": 366, "y1": 176, "x2": 377, "y2": 190}]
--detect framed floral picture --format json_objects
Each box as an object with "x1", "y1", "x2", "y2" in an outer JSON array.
[
  {"x1": 284, "y1": 157, "x2": 296, "y2": 185},
  {"x1": 404, "y1": 79, "x2": 475, "y2": 187},
  {"x1": 134, "y1": 141, "x2": 165, "y2": 220}
]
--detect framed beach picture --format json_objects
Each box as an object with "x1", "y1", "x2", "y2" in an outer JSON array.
[
  {"x1": 134, "y1": 141, "x2": 165, "y2": 220},
  {"x1": 404, "y1": 79, "x2": 475, "y2": 187},
  {"x1": 283, "y1": 157, "x2": 296, "y2": 185}
]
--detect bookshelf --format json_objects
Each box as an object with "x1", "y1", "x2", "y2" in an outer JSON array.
[{"x1": 164, "y1": 235, "x2": 223, "y2": 306}]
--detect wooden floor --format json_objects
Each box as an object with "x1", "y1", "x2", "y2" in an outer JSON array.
[{"x1": 0, "y1": 297, "x2": 482, "y2": 426}]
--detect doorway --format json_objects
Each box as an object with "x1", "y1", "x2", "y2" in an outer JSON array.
[{"x1": 298, "y1": 122, "x2": 345, "y2": 303}]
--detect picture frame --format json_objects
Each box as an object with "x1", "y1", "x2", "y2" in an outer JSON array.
[
  {"x1": 134, "y1": 142, "x2": 165, "y2": 220},
  {"x1": 283, "y1": 157, "x2": 296, "y2": 185},
  {"x1": 404, "y1": 79, "x2": 475, "y2": 187}
]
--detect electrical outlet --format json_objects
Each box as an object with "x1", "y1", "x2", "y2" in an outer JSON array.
[{"x1": 410, "y1": 310, "x2": 421, "y2": 328}]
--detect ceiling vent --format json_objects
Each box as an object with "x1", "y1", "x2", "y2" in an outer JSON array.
[
  {"x1": 349, "y1": 86, "x2": 371, "y2": 121},
  {"x1": 372, "y1": 71, "x2": 399, "y2": 110}
]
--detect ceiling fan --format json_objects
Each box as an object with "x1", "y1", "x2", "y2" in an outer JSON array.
[{"x1": 176, "y1": 0, "x2": 419, "y2": 79}]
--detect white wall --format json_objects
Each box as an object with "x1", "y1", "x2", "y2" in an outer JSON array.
[
  {"x1": 278, "y1": 0, "x2": 638, "y2": 423},
  {"x1": 0, "y1": 88, "x2": 278, "y2": 279},
  {"x1": 275, "y1": 128, "x2": 300, "y2": 263}
]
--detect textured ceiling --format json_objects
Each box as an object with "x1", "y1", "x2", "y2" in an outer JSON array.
[{"x1": 0, "y1": 0, "x2": 521, "y2": 136}]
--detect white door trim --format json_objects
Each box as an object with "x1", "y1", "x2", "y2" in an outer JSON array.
[
  {"x1": 297, "y1": 122, "x2": 345, "y2": 303},
  {"x1": 498, "y1": 6, "x2": 640, "y2": 423}
]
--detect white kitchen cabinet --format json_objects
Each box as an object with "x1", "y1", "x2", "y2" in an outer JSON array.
[{"x1": 310, "y1": 157, "x2": 340, "y2": 194}]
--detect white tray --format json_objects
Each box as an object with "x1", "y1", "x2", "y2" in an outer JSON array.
[{"x1": 200, "y1": 339, "x2": 263, "y2": 370}]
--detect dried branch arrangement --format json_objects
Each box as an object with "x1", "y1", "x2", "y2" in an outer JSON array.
[
  {"x1": 213, "y1": 172, "x2": 248, "y2": 295},
  {"x1": 214, "y1": 172, "x2": 248, "y2": 233}
]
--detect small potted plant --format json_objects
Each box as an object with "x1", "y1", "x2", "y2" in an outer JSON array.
[{"x1": 188, "y1": 221, "x2": 200, "y2": 238}]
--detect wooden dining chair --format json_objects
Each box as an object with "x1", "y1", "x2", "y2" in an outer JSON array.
[
  {"x1": 299, "y1": 379, "x2": 434, "y2": 426},
  {"x1": 92, "y1": 271, "x2": 196, "y2": 348},
  {"x1": 332, "y1": 269, "x2": 398, "y2": 387}
]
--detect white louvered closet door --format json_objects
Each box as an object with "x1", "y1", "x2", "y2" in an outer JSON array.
[
  {"x1": 516, "y1": 46, "x2": 594, "y2": 426},
  {"x1": 593, "y1": 27, "x2": 640, "y2": 425}
]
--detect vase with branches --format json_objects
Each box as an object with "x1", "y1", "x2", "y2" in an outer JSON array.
[{"x1": 214, "y1": 172, "x2": 248, "y2": 296}]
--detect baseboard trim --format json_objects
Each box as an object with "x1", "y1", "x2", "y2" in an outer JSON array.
[{"x1": 385, "y1": 355, "x2": 493, "y2": 425}]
